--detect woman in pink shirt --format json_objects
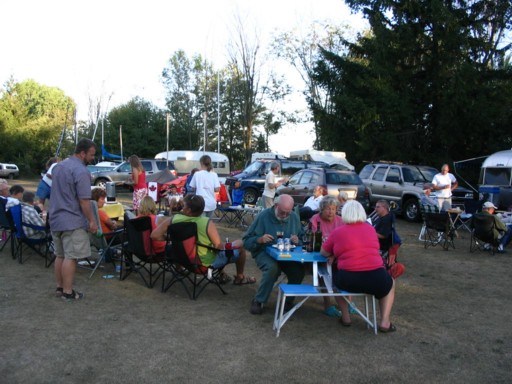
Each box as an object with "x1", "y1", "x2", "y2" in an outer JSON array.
[{"x1": 321, "y1": 200, "x2": 396, "y2": 333}]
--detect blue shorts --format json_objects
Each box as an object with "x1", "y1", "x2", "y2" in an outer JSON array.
[
  {"x1": 36, "y1": 180, "x2": 51, "y2": 200},
  {"x1": 211, "y1": 248, "x2": 240, "y2": 269}
]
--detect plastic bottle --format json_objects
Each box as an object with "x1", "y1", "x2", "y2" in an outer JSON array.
[
  {"x1": 277, "y1": 238, "x2": 284, "y2": 252},
  {"x1": 284, "y1": 238, "x2": 291, "y2": 252},
  {"x1": 314, "y1": 220, "x2": 323, "y2": 252}
]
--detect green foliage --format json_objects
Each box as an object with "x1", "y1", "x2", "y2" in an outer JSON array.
[
  {"x1": 313, "y1": 0, "x2": 512, "y2": 168},
  {"x1": 0, "y1": 78, "x2": 75, "y2": 173}
]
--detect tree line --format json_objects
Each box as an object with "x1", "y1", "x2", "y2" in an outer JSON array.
[{"x1": 1, "y1": 0, "x2": 511, "y2": 175}]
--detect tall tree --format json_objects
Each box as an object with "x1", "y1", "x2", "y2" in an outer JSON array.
[{"x1": 314, "y1": 0, "x2": 512, "y2": 166}]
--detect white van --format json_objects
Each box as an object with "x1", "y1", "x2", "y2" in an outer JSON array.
[
  {"x1": 479, "y1": 149, "x2": 512, "y2": 210},
  {"x1": 155, "y1": 150, "x2": 230, "y2": 177}
]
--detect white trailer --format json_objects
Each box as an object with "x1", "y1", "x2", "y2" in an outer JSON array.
[
  {"x1": 154, "y1": 150, "x2": 230, "y2": 176},
  {"x1": 289, "y1": 149, "x2": 354, "y2": 170}
]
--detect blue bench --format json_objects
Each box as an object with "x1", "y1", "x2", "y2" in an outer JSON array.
[{"x1": 273, "y1": 284, "x2": 377, "y2": 337}]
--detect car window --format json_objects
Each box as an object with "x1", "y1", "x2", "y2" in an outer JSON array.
[
  {"x1": 243, "y1": 161, "x2": 264, "y2": 174},
  {"x1": 156, "y1": 161, "x2": 174, "y2": 171},
  {"x1": 298, "y1": 171, "x2": 315, "y2": 185},
  {"x1": 417, "y1": 166, "x2": 437, "y2": 182},
  {"x1": 117, "y1": 163, "x2": 131, "y2": 172},
  {"x1": 386, "y1": 167, "x2": 401, "y2": 183},
  {"x1": 371, "y1": 166, "x2": 387, "y2": 181},
  {"x1": 141, "y1": 161, "x2": 153, "y2": 172},
  {"x1": 359, "y1": 164, "x2": 375, "y2": 179},
  {"x1": 484, "y1": 167, "x2": 511, "y2": 185},
  {"x1": 326, "y1": 172, "x2": 362, "y2": 185},
  {"x1": 287, "y1": 172, "x2": 303, "y2": 185},
  {"x1": 281, "y1": 161, "x2": 305, "y2": 175}
]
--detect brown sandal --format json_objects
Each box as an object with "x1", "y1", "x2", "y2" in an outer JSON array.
[{"x1": 233, "y1": 275, "x2": 257, "y2": 285}]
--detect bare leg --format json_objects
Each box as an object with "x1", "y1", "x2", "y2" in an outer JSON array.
[
  {"x1": 339, "y1": 299, "x2": 351, "y2": 324},
  {"x1": 232, "y1": 240, "x2": 245, "y2": 277},
  {"x1": 61, "y1": 259, "x2": 77, "y2": 294},
  {"x1": 54, "y1": 256, "x2": 64, "y2": 288},
  {"x1": 379, "y1": 280, "x2": 396, "y2": 328}
]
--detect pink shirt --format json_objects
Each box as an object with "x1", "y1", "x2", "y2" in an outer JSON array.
[
  {"x1": 322, "y1": 222, "x2": 383, "y2": 272},
  {"x1": 310, "y1": 213, "x2": 344, "y2": 237}
]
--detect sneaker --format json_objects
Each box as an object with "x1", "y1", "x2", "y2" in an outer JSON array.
[
  {"x1": 61, "y1": 290, "x2": 84, "y2": 301},
  {"x1": 250, "y1": 299, "x2": 263, "y2": 315},
  {"x1": 483, "y1": 243, "x2": 491, "y2": 250},
  {"x1": 497, "y1": 245, "x2": 506, "y2": 254}
]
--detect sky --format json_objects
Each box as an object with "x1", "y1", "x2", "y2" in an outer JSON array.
[{"x1": 1, "y1": 0, "x2": 367, "y2": 155}]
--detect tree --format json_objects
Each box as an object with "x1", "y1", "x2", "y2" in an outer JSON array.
[
  {"x1": 106, "y1": 97, "x2": 166, "y2": 158},
  {"x1": 0, "y1": 78, "x2": 75, "y2": 172},
  {"x1": 314, "y1": 0, "x2": 512, "y2": 167}
]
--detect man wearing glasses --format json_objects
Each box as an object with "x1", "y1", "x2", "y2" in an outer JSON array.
[{"x1": 243, "y1": 194, "x2": 304, "y2": 315}]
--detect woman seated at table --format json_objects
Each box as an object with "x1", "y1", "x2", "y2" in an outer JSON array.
[
  {"x1": 138, "y1": 196, "x2": 166, "y2": 254},
  {"x1": 91, "y1": 188, "x2": 122, "y2": 235},
  {"x1": 320, "y1": 200, "x2": 396, "y2": 333},
  {"x1": 310, "y1": 196, "x2": 345, "y2": 318}
]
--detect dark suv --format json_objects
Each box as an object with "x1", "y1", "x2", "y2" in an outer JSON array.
[
  {"x1": 359, "y1": 162, "x2": 474, "y2": 222},
  {"x1": 90, "y1": 159, "x2": 177, "y2": 189},
  {"x1": 225, "y1": 159, "x2": 327, "y2": 204},
  {"x1": 276, "y1": 167, "x2": 370, "y2": 209}
]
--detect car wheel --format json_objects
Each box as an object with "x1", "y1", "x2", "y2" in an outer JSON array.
[
  {"x1": 94, "y1": 179, "x2": 108, "y2": 189},
  {"x1": 403, "y1": 198, "x2": 420, "y2": 222},
  {"x1": 243, "y1": 189, "x2": 259, "y2": 205}
]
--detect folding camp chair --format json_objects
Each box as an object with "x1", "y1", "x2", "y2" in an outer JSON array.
[
  {"x1": 418, "y1": 204, "x2": 441, "y2": 241},
  {"x1": 82, "y1": 201, "x2": 124, "y2": 278},
  {"x1": 422, "y1": 211, "x2": 455, "y2": 250},
  {"x1": 162, "y1": 221, "x2": 233, "y2": 299},
  {"x1": 214, "y1": 186, "x2": 247, "y2": 227},
  {"x1": 121, "y1": 215, "x2": 165, "y2": 288},
  {"x1": 0, "y1": 198, "x2": 15, "y2": 257},
  {"x1": 469, "y1": 213, "x2": 501, "y2": 255},
  {"x1": 10, "y1": 204, "x2": 54, "y2": 267}
]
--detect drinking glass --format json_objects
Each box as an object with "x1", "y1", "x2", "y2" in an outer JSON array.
[{"x1": 276, "y1": 231, "x2": 284, "y2": 240}]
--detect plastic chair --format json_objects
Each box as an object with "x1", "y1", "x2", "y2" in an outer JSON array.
[{"x1": 0, "y1": 198, "x2": 15, "y2": 256}]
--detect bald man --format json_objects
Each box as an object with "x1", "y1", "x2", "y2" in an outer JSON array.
[{"x1": 243, "y1": 194, "x2": 305, "y2": 315}]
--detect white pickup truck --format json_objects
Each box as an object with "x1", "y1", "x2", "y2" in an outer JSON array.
[{"x1": 0, "y1": 163, "x2": 19, "y2": 179}]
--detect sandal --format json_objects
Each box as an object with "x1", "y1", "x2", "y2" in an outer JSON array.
[
  {"x1": 378, "y1": 323, "x2": 397, "y2": 333},
  {"x1": 218, "y1": 272, "x2": 232, "y2": 285},
  {"x1": 55, "y1": 287, "x2": 63, "y2": 297},
  {"x1": 233, "y1": 275, "x2": 257, "y2": 285},
  {"x1": 323, "y1": 305, "x2": 342, "y2": 318},
  {"x1": 339, "y1": 318, "x2": 352, "y2": 327},
  {"x1": 61, "y1": 290, "x2": 84, "y2": 301}
]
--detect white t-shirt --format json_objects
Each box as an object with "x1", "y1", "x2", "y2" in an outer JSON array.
[
  {"x1": 432, "y1": 172, "x2": 457, "y2": 198},
  {"x1": 42, "y1": 163, "x2": 57, "y2": 187},
  {"x1": 304, "y1": 195, "x2": 323, "y2": 211},
  {"x1": 190, "y1": 170, "x2": 220, "y2": 212},
  {"x1": 262, "y1": 171, "x2": 277, "y2": 198}
]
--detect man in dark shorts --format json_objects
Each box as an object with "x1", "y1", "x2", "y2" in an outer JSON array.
[
  {"x1": 50, "y1": 138, "x2": 97, "y2": 300},
  {"x1": 372, "y1": 199, "x2": 393, "y2": 253}
]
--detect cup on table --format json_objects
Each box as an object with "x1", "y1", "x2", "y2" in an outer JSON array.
[{"x1": 276, "y1": 231, "x2": 284, "y2": 240}]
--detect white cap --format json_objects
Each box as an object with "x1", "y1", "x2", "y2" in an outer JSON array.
[{"x1": 483, "y1": 201, "x2": 497, "y2": 209}]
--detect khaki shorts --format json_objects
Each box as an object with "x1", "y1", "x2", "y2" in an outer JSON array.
[{"x1": 52, "y1": 229, "x2": 91, "y2": 260}]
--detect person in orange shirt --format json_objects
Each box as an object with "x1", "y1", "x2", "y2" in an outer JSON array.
[{"x1": 91, "y1": 188, "x2": 121, "y2": 235}]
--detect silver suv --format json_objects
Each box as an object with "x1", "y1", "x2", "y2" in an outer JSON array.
[
  {"x1": 90, "y1": 159, "x2": 176, "y2": 189},
  {"x1": 359, "y1": 163, "x2": 437, "y2": 222},
  {"x1": 0, "y1": 163, "x2": 19, "y2": 179}
]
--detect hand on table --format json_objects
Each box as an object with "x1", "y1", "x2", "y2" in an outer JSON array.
[
  {"x1": 290, "y1": 235, "x2": 299, "y2": 245},
  {"x1": 259, "y1": 234, "x2": 274, "y2": 244}
]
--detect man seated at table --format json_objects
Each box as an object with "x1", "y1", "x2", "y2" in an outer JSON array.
[
  {"x1": 243, "y1": 194, "x2": 304, "y2": 315},
  {"x1": 299, "y1": 185, "x2": 326, "y2": 220},
  {"x1": 151, "y1": 194, "x2": 256, "y2": 285},
  {"x1": 372, "y1": 199, "x2": 393, "y2": 254},
  {"x1": 476, "y1": 201, "x2": 512, "y2": 253}
]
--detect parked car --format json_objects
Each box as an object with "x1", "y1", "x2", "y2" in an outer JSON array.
[
  {"x1": 225, "y1": 159, "x2": 328, "y2": 205},
  {"x1": 0, "y1": 163, "x2": 19, "y2": 179},
  {"x1": 90, "y1": 159, "x2": 177, "y2": 189},
  {"x1": 359, "y1": 162, "x2": 475, "y2": 222},
  {"x1": 276, "y1": 167, "x2": 370, "y2": 210}
]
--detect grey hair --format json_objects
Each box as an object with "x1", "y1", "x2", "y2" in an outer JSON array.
[
  {"x1": 337, "y1": 191, "x2": 348, "y2": 202},
  {"x1": 319, "y1": 195, "x2": 339, "y2": 211},
  {"x1": 270, "y1": 161, "x2": 280, "y2": 171},
  {"x1": 341, "y1": 200, "x2": 367, "y2": 224}
]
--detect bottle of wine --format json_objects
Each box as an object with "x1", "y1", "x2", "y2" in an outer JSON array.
[
  {"x1": 304, "y1": 222, "x2": 314, "y2": 253},
  {"x1": 313, "y1": 220, "x2": 323, "y2": 252}
]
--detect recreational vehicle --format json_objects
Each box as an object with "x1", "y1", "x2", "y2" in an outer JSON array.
[
  {"x1": 479, "y1": 149, "x2": 512, "y2": 210},
  {"x1": 155, "y1": 150, "x2": 230, "y2": 177}
]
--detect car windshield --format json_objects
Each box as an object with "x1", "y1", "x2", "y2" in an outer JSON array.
[
  {"x1": 326, "y1": 172, "x2": 362, "y2": 185},
  {"x1": 415, "y1": 166, "x2": 438, "y2": 182},
  {"x1": 242, "y1": 161, "x2": 264, "y2": 174},
  {"x1": 483, "y1": 168, "x2": 511, "y2": 186}
]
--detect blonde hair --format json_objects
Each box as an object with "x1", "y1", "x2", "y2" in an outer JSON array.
[
  {"x1": 128, "y1": 155, "x2": 144, "y2": 171},
  {"x1": 138, "y1": 196, "x2": 157, "y2": 216},
  {"x1": 341, "y1": 200, "x2": 367, "y2": 224}
]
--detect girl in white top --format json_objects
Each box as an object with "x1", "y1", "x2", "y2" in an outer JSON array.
[{"x1": 190, "y1": 155, "x2": 221, "y2": 217}]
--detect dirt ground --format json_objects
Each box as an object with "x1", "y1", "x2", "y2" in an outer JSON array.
[{"x1": 1, "y1": 178, "x2": 511, "y2": 383}]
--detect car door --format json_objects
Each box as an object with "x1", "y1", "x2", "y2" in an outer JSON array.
[
  {"x1": 367, "y1": 165, "x2": 389, "y2": 202},
  {"x1": 287, "y1": 170, "x2": 319, "y2": 204},
  {"x1": 380, "y1": 166, "x2": 402, "y2": 202}
]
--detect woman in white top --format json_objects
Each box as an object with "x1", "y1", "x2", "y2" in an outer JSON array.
[{"x1": 190, "y1": 155, "x2": 221, "y2": 217}]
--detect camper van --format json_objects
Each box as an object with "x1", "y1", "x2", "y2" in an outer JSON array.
[
  {"x1": 479, "y1": 149, "x2": 512, "y2": 210},
  {"x1": 289, "y1": 149, "x2": 354, "y2": 170},
  {"x1": 155, "y1": 150, "x2": 230, "y2": 177}
]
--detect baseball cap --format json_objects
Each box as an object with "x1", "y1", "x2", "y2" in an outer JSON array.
[{"x1": 483, "y1": 201, "x2": 497, "y2": 209}]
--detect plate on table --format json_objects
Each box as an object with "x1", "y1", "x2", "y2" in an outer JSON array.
[{"x1": 271, "y1": 244, "x2": 296, "y2": 249}]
